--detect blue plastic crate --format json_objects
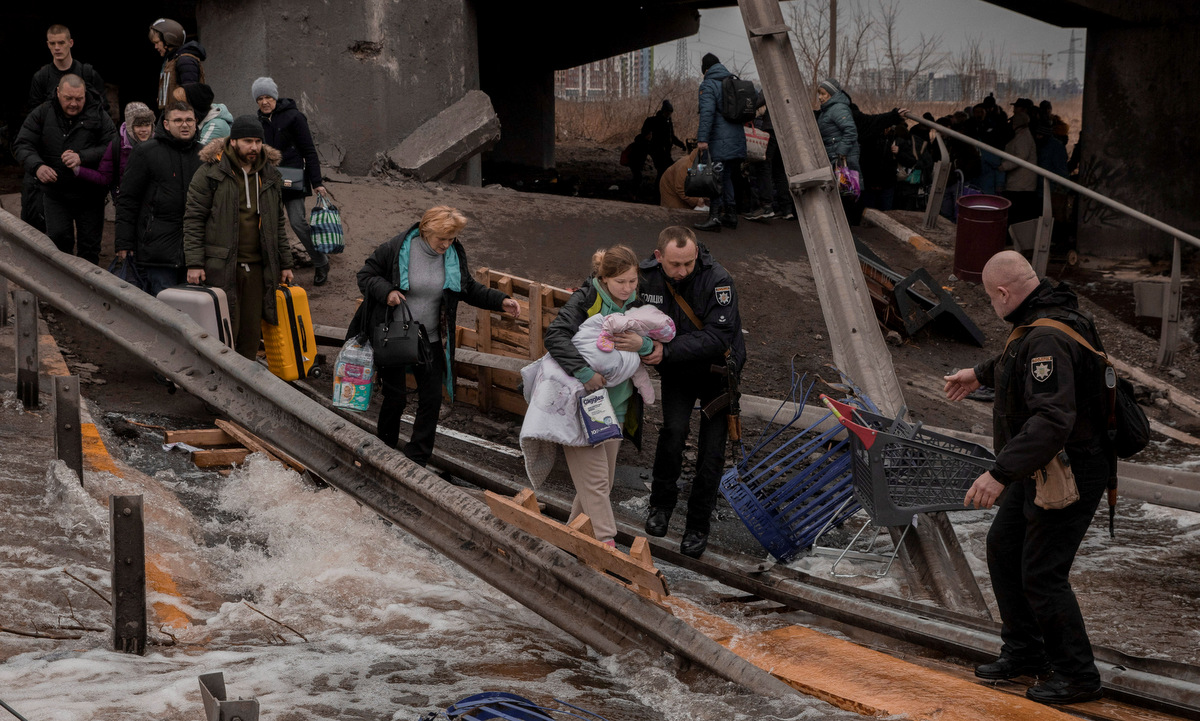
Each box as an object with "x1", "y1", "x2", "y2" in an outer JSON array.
[{"x1": 719, "y1": 376, "x2": 863, "y2": 562}]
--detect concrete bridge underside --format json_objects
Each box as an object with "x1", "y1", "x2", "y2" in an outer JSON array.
[
  {"x1": 196, "y1": 1, "x2": 704, "y2": 185},
  {"x1": 181, "y1": 1, "x2": 1200, "y2": 257}
]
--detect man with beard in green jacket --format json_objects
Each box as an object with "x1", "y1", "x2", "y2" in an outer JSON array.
[{"x1": 183, "y1": 115, "x2": 294, "y2": 359}]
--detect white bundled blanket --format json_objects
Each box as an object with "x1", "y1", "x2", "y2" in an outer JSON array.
[{"x1": 519, "y1": 308, "x2": 672, "y2": 486}]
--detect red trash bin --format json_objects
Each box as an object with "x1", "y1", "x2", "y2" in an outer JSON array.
[{"x1": 954, "y1": 194, "x2": 1011, "y2": 283}]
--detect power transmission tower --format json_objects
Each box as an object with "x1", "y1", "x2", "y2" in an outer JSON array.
[
  {"x1": 1058, "y1": 30, "x2": 1083, "y2": 84},
  {"x1": 675, "y1": 37, "x2": 688, "y2": 77}
]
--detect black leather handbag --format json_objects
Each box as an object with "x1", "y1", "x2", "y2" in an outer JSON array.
[
  {"x1": 371, "y1": 303, "x2": 430, "y2": 368},
  {"x1": 278, "y1": 166, "x2": 307, "y2": 194},
  {"x1": 684, "y1": 149, "x2": 721, "y2": 198}
]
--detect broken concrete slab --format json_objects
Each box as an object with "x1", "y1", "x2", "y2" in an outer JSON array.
[{"x1": 385, "y1": 90, "x2": 501, "y2": 182}]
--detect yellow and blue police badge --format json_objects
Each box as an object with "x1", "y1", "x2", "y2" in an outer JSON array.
[
  {"x1": 715, "y1": 285, "x2": 732, "y2": 306},
  {"x1": 1031, "y1": 355, "x2": 1054, "y2": 382}
]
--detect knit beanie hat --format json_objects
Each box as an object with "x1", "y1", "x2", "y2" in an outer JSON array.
[
  {"x1": 701, "y1": 53, "x2": 720, "y2": 73},
  {"x1": 124, "y1": 101, "x2": 155, "y2": 127},
  {"x1": 819, "y1": 79, "x2": 842, "y2": 96},
  {"x1": 661, "y1": 99, "x2": 673, "y2": 113},
  {"x1": 251, "y1": 76, "x2": 279, "y2": 102},
  {"x1": 229, "y1": 114, "x2": 264, "y2": 140}
]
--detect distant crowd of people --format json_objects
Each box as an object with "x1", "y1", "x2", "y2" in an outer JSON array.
[
  {"x1": 634, "y1": 54, "x2": 1075, "y2": 233},
  {"x1": 13, "y1": 20, "x2": 332, "y2": 360}
]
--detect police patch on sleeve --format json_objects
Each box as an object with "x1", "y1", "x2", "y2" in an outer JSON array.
[
  {"x1": 1031, "y1": 355, "x2": 1054, "y2": 382},
  {"x1": 715, "y1": 285, "x2": 732, "y2": 306}
]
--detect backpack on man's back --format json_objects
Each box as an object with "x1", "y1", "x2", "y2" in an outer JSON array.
[{"x1": 720, "y1": 76, "x2": 757, "y2": 124}]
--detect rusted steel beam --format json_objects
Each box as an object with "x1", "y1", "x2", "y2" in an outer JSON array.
[
  {"x1": 53, "y1": 375, "x2": 83, "y2": 483},
  {"x1": 111, "y1": 494, "x2": 146, "y2": 655},
  {"x1": 15, "y1": 290, "x2": 38, "y2": 409}
]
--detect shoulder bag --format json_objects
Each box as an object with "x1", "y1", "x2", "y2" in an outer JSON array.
[
  {"x1": 278, "y1": 166, "x2": 307, "y2": 194},
  {"x1": 1006, "y1": 318, "x2": 1150, "y2": 459},
  {"x1": 371, "y1": 302, "x2": 430, "y2": 368},
  {"x1": 684, "y1": 149, "x2": 720, "y2": 199}
]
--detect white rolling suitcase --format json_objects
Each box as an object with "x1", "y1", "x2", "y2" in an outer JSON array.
[{"x1": 157, "y1": 284, "x2": 234, "y2": 348}]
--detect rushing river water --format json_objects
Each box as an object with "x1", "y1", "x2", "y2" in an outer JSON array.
[
  {"x1": 3, "y1": 401, "x2": 1196, "y2": 719},
  {"x1": 0, "y1": 405, "x2": 861, "y2": 720}
]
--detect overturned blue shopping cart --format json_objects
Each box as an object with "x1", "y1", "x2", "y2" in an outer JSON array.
[{"x1": 718, "y1": 371, "x2": 994, "y2": 572}]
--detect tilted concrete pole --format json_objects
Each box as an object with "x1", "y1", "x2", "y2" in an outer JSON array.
[
  {"x1": 736, "y1": 7, "x2": 904, "y2": 418},
  {"x1": 735, "y1": 0, "x2": 990, "y2": 616}
]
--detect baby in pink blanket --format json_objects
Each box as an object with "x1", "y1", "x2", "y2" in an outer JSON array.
[{"x1": 596, "y1": 305, "x2": 676, "y2": 352}]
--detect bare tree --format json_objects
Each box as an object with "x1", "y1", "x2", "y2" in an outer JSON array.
[
  {"x1": 787, "y1": 0, "x2": 874, "y2": 94},
  {"x1": 874, "y1": 0, "x2": 944, "y2": 98},
  {"x1": 949, "y1": 36, "x2": 1007, "y2": 103},
  {"x1": 788, "y1": 0, "x2": 833, "y2": 93},
  {"x1": 838, "y1": 5, "x2": 874, "y2": 92}
]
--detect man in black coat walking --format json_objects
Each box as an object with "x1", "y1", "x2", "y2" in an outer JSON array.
[
  {"x1": 115, "y1": 101, "x2": 203, "y2": 295},
  {"x1": 22, "y1": 24, "x2": 108, "y2": 233},
  {"x1": 640, "y1": 226, "x2": 746, "y2": 558},
  {"x1": 14, "y1": 74, "x2": 114, "y2": 264}
]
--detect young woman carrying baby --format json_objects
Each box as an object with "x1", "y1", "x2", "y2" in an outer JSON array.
[{"x1": 542, "y1": 245, "x2": 662, "y2": 546}]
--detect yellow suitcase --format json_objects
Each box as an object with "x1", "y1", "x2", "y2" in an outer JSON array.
[{"x1": 262, "y1": 284, "x2": 318, "y2": 381}]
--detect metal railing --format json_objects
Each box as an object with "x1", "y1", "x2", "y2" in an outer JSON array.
[{"x1": 906, "y1": 112, "x2": 1194, "y2": 367}]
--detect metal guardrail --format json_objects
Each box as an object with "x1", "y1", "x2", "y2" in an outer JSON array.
[
  {"x1": 907, "y1": 112, "x2": 1191, "y2": 367},
  {"x1": 0, "y1": 209, "x2": 795, "y2": 699}
]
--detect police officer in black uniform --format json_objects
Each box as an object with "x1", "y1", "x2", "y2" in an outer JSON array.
[
  {"x1": 944, "y1": 251, "x2": 1111, "y2": 706},
  {"x1": 640, "y1": 226, "x2": 746, "y2": 558}
]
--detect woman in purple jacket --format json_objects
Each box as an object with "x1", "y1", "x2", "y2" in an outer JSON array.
[{"x1": 75, "y1": 101, "x2": 155, "y2": 199}]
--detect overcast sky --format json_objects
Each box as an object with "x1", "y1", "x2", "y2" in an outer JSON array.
[{"x1": 655, "y1": 1, "x2": 1084, "y2": 83}]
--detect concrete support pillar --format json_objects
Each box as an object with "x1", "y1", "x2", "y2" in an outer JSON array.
[
  {"x1": 483, "y1": 68, "x2": 556, "y2": 169},
  {"x1": 1078, "y1": 21, "x2": 1200, "y2": 257},
  {"x1": 196, "y1": 0, "x2": 479, "y2": 177}
]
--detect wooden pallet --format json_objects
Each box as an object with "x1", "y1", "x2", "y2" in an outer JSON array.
[
  {"x1": 164, "y1": 421, "x2": 307, "y2": 473},
  {"x1": 452, "y1": 268, "x2": 574, "y2": 415},
  {"x1": 485, "y1": 489, "x2": 669, "y2": 604}
]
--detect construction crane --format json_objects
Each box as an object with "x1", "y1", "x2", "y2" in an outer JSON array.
[
  {"x1": 1013, "y1": 51, "x2": 1053, "y2": 79},
  {"x1": 1058, "y1": 30, "x2": 1084, "y2": 84}
]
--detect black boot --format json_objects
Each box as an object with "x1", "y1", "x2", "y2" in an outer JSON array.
[
  {"x1": 720, "y1": 209, "x2": 738, "y2": 229},
  {"x1": 974, "y1": 655, "x2": 1051, "y2": 681},
  {"x1": 680, "y1": 529, "x2": 709, "y2": 558},
  {"x1": 1026, "y1": 675, "x2": 1103, "y2": 705},
  {"x1": 645, "y1": 507, "x2": 672, "y2": 537},
  {"x1": 694, "y1": 204, "x2": 722, "y2": 233}
]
